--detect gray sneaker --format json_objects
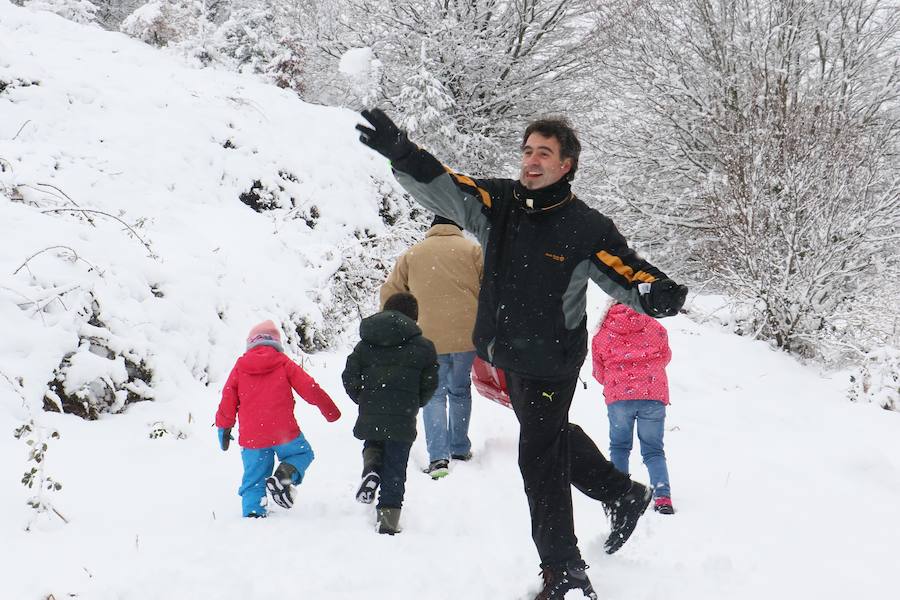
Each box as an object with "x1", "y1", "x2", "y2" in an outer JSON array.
[{"x1": 422, "y1": 459, "x2": 449, "y2": 479}]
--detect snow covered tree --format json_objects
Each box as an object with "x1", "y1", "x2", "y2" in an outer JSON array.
[
  {"x1": 114, "y1": 0, "x2": 633, "y2": 172},
  {"x1": 314, "y1": 0, "x2": 628, "y2": 172},
  {"x1": 396, "y1": 42, "x2": 460, "y2": 150},
  {"x1": 592, "y1": 0, "x2": 900, "y2": 360}
]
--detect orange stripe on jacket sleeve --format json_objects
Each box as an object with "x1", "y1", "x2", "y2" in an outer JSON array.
[
  {"x1": 448, "y1": 171, "x2": 492, "y2": 208},
  {"x1": 596, "y1": 251, "x2": 658, "y2": 284}
]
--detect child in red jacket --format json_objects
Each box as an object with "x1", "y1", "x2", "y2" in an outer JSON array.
[
  {"x1": 591, "y1": 303, "x2": 675, "y2": 514},
  {"x1": 215, "y1": 320, "x2": 341, "y2": 517}
]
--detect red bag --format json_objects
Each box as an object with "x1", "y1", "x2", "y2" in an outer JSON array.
[{"x1": 471, "y1": 356, "x2": 511, "y2": 409}]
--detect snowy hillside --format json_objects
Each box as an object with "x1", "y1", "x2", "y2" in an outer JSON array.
[
  {"x1": 1, "y1": 1, "x2": 404, "y2": 421},
  {"x1": 2, "y1": 4, "x2": 899, "y2": 600}
]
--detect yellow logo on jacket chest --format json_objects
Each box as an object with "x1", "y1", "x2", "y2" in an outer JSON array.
[{"x1": 544, "y1": 252, "x2": 566, "y2": 263}]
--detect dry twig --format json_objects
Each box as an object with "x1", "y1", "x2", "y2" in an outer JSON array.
[
  {"x1": 13, "y1": 245, "x2": 99, "y2": 276},
  {"x1": 12, "y1": 120, "x2": 31, "y2": 140},
  {"x1": 41, "y1": 208, "x2": 157, "y2": 258}
]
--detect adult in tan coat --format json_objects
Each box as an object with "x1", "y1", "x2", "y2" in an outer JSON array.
[{"x1": 380, "y1": 215, "x2": 483, "y2": 479}]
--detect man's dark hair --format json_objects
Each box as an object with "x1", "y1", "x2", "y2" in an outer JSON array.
[
  {"x1": 383, "y1": 292, "x2": 419, "y2": 321},
  {"x1": 522, "y1": 117, "x2": 581, "y2": 182}
]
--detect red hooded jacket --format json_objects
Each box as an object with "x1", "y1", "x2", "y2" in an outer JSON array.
[
  {"x1": 591, "y1": 304, "x2": 671, "y2": 405},
  {"x1": 215, "y1": 346, "x2": 341, "y2": 449}
]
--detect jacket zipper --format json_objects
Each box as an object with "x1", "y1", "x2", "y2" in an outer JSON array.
[{"x1": 488, "y1": 206, "x2": 523, "y2": 366}]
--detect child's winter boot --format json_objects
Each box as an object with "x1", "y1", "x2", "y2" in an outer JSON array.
[
  {"x1": 604, "y1": 481, "x2": 652, "y2": 554},
  {"x1": 532, "y1": 559, "x2": 597, "y2": 600},
  {"x1": 654, "y1": 496, "x2": 675, "y2": 515},
  {"x1": 362, "y1": 444, "x2": 384, "y2": 472},
  {"x1": 356, "y1": 471, "x2": 381, "y2": 504},
  {"x1": 376, "y1": 507, "x2": 401, "y2": 535},
  {"x1": 266, "y1": 463, "x2": 298, "y2": 509}
]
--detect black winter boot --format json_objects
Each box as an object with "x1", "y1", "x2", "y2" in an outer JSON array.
[
  {"x1": 533, "y1": 560, "x2": 597, "y2": 600},
  {"x1": 266, "y1": 463, "x2": 298, "y2": 509},
  {"x1": 376, "y1": 507, "x2": 401, "y2": 535},
  {"x1": 604, "y1": 481, "x2": 652, "y2": 554}
]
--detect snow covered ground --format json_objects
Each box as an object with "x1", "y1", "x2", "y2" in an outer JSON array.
[{"x1": 2, "y1": 3, "x2": 898, "y2": 599}]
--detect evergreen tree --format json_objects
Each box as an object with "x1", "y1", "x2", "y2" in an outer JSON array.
[{"x1": 396, "y1": 42, "x2": 463, "y2": 162}]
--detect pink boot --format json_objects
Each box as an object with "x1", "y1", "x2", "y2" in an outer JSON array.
[{"x1": 654, "y1": 496, "x2": 675, "y2": 515}]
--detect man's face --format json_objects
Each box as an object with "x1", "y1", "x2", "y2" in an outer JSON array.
[{"x1": 519, "y1": 133, "x2": 572, "y2": 190}]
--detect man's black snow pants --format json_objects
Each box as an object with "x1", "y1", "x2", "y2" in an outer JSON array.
[{"x1": 507, "y1": 372, "x2": 632, "y2": 566}]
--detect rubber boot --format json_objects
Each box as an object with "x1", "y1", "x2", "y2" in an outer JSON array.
[{"x1": 376, "y1": 507, "x2": 401, "y2": 535}]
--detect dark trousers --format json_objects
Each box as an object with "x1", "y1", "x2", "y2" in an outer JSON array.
[
  {"x1": 508, "y1": 373, "x2": 632, "y2": 566},
  {"x1": 362, "y1": 439, "x2": 412, "y2": 509}
]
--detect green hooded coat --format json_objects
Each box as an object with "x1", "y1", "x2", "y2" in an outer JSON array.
[{"x1": 342, "y1": 310, "x2": 439, "y2": 443}]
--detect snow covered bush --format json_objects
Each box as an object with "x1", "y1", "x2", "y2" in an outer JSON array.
[
  {"x1": 44, "y1": 296, "x2": 154, "y2": 420},
  {"x1": 849, "y1": 347, "x2": 900, "y2": 412},
  {"x1": 237, "y1": 169, "x2": 311, "y2": 213},
  {"x1": 317, "y1": 183, "x2": 428, "y2": 344},
  {"x1": 26, "y1": 0, "x2": 99, "y2": 25},
  {"x1": 269, "y1": 33, "x2": 305, "y2": 94},
  {"x1": 238, "y1": 179, "x2": 282, "y2": 212},
  {"x1": 120, "y1": 0, "x2": 207, "y2": 47},
  {"x1": 211, "y1": 1, "x2": 308, "y2": 95},
  {"x1": 92, "y1": 0, "x2": 149, "y2": 30},
  {"x1": 213, "y1": 7, "x2": 274, "y2": 72}
]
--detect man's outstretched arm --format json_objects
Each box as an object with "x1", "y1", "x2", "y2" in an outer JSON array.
[
  {"x1": 587, "y1": 215, "x2": 687, "y2": 318},
  {"x1": 357, "y1": 108, "x2": 492, "y2": 245}
]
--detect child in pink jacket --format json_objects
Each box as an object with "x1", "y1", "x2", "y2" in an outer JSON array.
[
  {"x1": 215, "y1": 320, "x2": 341, "y2": 518},
  {"x1": 591, "y1": 303, "x2": 675, "y2": 514}
]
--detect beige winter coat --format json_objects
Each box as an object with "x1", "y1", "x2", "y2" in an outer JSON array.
[{"x1": 380, "y1": 225, "x2": 483, "y2": 354}]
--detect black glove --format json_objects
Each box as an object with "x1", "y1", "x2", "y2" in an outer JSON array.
[
  {"x1": 639, "y1": 279, "x2": 688, "y2": 318},
  {"x1": 356, "y1": 108, "x2": 416, "y2": 161}
]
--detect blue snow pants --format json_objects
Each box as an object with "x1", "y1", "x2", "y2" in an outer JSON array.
[{"x1": 239, "y1": 433, "x2": 314, "y2": 517}]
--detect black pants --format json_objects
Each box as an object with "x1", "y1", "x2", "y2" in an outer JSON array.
[
  {"x1": 507, "y1": 372, "x2": 632, "y2": 566},
  {"x1": 362, "y1": 439, "x2": 412, "y2": 509}
]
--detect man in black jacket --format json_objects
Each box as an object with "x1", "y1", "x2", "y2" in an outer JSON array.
[{"x1": 356, "y1": 109, "x2": 687, "y2": 598}]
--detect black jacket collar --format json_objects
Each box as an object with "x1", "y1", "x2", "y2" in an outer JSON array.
[{"x1": 513, "y1": 179, "x2": 574, "y2": 214}]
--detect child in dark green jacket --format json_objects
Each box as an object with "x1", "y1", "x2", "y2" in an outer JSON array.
[{"x1": 342, "y1": 292, "x2": 439, "y2": 534}]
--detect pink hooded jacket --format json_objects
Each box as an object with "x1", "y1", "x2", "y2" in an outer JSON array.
[{"x1": 591, "y1": 303, "x2": 671, "y2": 405}]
